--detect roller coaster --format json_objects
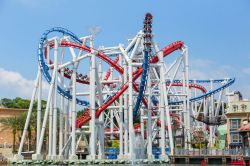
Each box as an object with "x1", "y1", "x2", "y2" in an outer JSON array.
[{"x1": 14, "y1": 13, "x2": 234, "y2": 162}]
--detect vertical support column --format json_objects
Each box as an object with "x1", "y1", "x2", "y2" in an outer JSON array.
[
  {"x1": 128, "y1": 60, "x2": 135, "y2": 159},
  {"x1": 123, "y1": 60, "x2": 129, "y2": 157},
  {"x1": 140, "y1": 109, "x2": 144, "y2": 143},
  {"x1": 52, "y1": 39, "x2": 58, "y2": 159},
  {"x1": 194, "y1": 80, "x2": 197, "y2": 118},
  {"x1": 110, "y1": 67, "x2": 114, "y2": 140},
  {"x1": 184, "y1": 47, "x2": 191, "y2": 149},
  {"x1": 118, "y1": 54, "x2": 124, "y2": 158},
  {"x1": 209, "y1": 79, "x2": 214, "y2": 149},
  {"x1": 48, "y1": 95, "x2": 53, "y2": 158},
  {"x1": 159, "y1": 51, "x2": 167, "y2": 158},
  {"x1": 203, "y1": 98, "x2": 207, "y2": 135},
  {"x1": 64, "y1": 98, "x2": 70, "y2": 158},
  {"x1": 97, "y1": 60, "x2": 105, "y2": 159},
  {"x1": 147, "y1": 75, "x2": 153, "y2": 159},
  {"x1": 59, "y1": 52, "x2": 65, "y2": 159},
  {"x1": 36, "y1": 68, "x2": 42, "y2": 148},
  {"x1": 69, "y1": 60, "x2": 78, "y2": 160},
  {"x1": 182, "y1": 51, "x2": 188, "y2": 149},
  {"x1": 111, "y1": 109, "x2": 114, "y2": 140},
  {"x1": 87, "y1": 38, "x2": 97, "y2": 160},
  {"x1": 59, "y1": 83, "x2": 64, "y2": 159}
]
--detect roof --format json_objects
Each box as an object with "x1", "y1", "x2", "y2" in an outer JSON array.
[{"x1": 239, "y1": 123, "x2": 250, "y2": 132}]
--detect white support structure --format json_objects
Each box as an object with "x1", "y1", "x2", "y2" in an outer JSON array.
[
  {"x1": 15, "y1": 16, "x2": 234, "y2": 163},
  {"x1": 123, "y1": 60, "x2": 129, "y2": 157},
  {"x1": 147, "y1": 75, "x2": 153, "y2": 159},
  {"x1": 128, "y1": 60, "x2": 135, "y2": 159},
  {"x1": 87, "y1": 37, "x2": 97, "y2": 160}
]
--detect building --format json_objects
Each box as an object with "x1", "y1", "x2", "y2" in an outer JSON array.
[
  {"x1": 226, "y1": 91, "x2": 250, "y2": 149},
  {"x1": 239, "y1": 123, "x2": 250, "y2": 150}
]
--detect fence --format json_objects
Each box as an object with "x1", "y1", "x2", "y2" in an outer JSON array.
[{"x1": 174, "y1": 148, "x2": 250, "y2": 156}]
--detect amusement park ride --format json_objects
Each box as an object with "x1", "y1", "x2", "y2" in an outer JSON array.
[{"x1": 14, "y1": 13, "x2": 235, "y2": 162}]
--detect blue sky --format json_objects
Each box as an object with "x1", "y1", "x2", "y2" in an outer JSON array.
[{"x1": 0, "y1": 0, "x2": 250, "y2": 99}]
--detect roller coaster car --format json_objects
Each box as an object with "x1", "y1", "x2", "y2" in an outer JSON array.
[{"x1": 192, "y1": 114, "x2": 227, "y2": 126}]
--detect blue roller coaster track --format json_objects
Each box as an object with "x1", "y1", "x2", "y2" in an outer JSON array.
[
  {"x1": 133, "y1": 13, "x2": 153, "y2": 118},
  {"x1": 38, "y1": 27, "x2": 89, "y2": 106}
]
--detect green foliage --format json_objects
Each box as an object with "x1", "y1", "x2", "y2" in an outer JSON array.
[
  {"x1": 0, "y1": 97, "x2": 48, "y2": 152},
  {"x1": 0, "y1": 115, "x2": 24, "y2": 153},
  {"x1": 77, "y1": 108, "x2": 88, "y2": 117},
  {"x1": 106, "y1": 140, "x2": 112, "y2": 147},
  {"x1": 111, "y1": 140, "x2": 119, "y2": 147},
  {"x1": 105, "y1": 140, "x2": 119, "y2": 148},
  {"x1": 1, "y1": 98, "x2": 13, "y2": 108},
  {"x1": 0, "y1": 97, "x2": 46, "y2": 109}
]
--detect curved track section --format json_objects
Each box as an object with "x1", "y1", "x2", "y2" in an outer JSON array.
[
  {"x1": 169, "y1": 78, "x2": 235, "y2": 105},
  {"x1": 38, "y1": 27, "x2": 89, "y2": 106}
]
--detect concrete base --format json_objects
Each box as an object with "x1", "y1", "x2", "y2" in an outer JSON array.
[
  {"x1": 32, "y1": 154, "x2": 42, "y2": 160},
  {"x1": 118, "y1": 154, "x2": 124, "y2": 159},
  {"x1": 46, "y1": 155, "x2": 51, "y2": 160},
  {"x1": 122, "y1": 154, "x2": 128, "y2": 158},
  {"x1": 128, "y1": 153, "x2": 136, "y2": 161},
  {"x1": 98, "y1": 154, "x2": 105, "y2": 159},
  {"x1": 50, "y1": 155, "x2": 57, "y2": 160},
  {"x1": 86, "y1": 155, "x2": 96, "y2": 160},
  {"x1": 13, "y1": 154, "x2": 24, "y2": 161},
  {"x1": 160, "y1": 154, "x2": 169, "y2": 161},
  {"x1": 147, "y1": 154, "x2": 154, "y2": 160},
  {"x1": 57, "y1": 155, "x2": 64, "y2": 160},
  {"x1": 69, "y1": 154, "x2": 78, "y2": 160}
]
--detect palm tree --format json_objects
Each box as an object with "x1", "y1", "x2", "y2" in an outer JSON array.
[{"x1": 0, "y1": 116, "x2": 19, "y2": 153}]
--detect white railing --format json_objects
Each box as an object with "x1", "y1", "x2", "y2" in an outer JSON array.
[{"x1": 174, "y1": 148, "x2": 250, "y2": 156}]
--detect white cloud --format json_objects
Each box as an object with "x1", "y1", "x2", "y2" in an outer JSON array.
[
  {"x1": 189, "y1": 59, "x2": 233, "y2": 79},
  {"x1": 0, "y1": 67, "x2": 49, "y2": 99}
]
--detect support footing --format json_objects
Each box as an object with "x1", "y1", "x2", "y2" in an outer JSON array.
[
  {"x1": 98, "y1": 154, "x2": 105, "y2": 159},
  {"x1": 160, "y1": 154, "x2": 169, "y2": 161},
  {"x1": 32, "y1": 154, "x2": 42, "y2": 160},
  {"x1": 13, "y1": 154, "x2": 24, "y2": 161},
  {"x1": 45, "y1": 155, "x2": 51, "y2": 160},
  {"x1": 58, "y1": 155, "x2": 64, "y2": 160},
  {"x1": 147, "y1": 154, "x2": 154, "y2": 160},
  {"x1": 50, "y1": 155, "x2": 57, "y2": 160},
  {"x1": 86, "y1": 155, "x2": 96, "y2": 160},
  {"x1": 69, "y1": 154, "x2": 78, "y2": 160}
]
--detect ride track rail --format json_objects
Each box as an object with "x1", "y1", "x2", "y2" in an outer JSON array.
[
  {"x1": 133, "y1": 13, "x2": 153, "y2": 119},
  {"x1": 38, "y1": 27, "x2": 234, "y2": 129}
]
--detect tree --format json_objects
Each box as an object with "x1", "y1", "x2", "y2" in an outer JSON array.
[
  {"x1": 0, "y1": 116, "x2": 20, "y2": 152},
  {"x1": 0, "y1": 98, "x2": 14, "y2": 108},
  {"x1": 0, "y1": 97, "x2": 47, "y2": 110}
]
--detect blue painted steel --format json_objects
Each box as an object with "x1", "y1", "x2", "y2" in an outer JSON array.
[
  {"x1": 166, "y1": 79, "x2": 227, "y2": 84},
  {"x1": 133, "y1": 14, "x2": 152, "y2": 118},
  {"x1": 38, "y1": 27, "x2": 89, "y2": 106},
  {"x1": 105, "y1": 148, "x2": 119, "y2": 159},
  {"x1": 169, "y1": 78, "x2": 235, "y2": 105},
  {"x1": 133, "y1": 50, "x2": 150, "y2": 118},
  {"x1": 151, "y1": 78, "x2": 230, "y2": 107},
  {"x1": 152, "y1": 147, "x2": 170, "y2": 159},
  {"x1": 151, "y1": 95, "x2": 158, "y2": 106}
]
